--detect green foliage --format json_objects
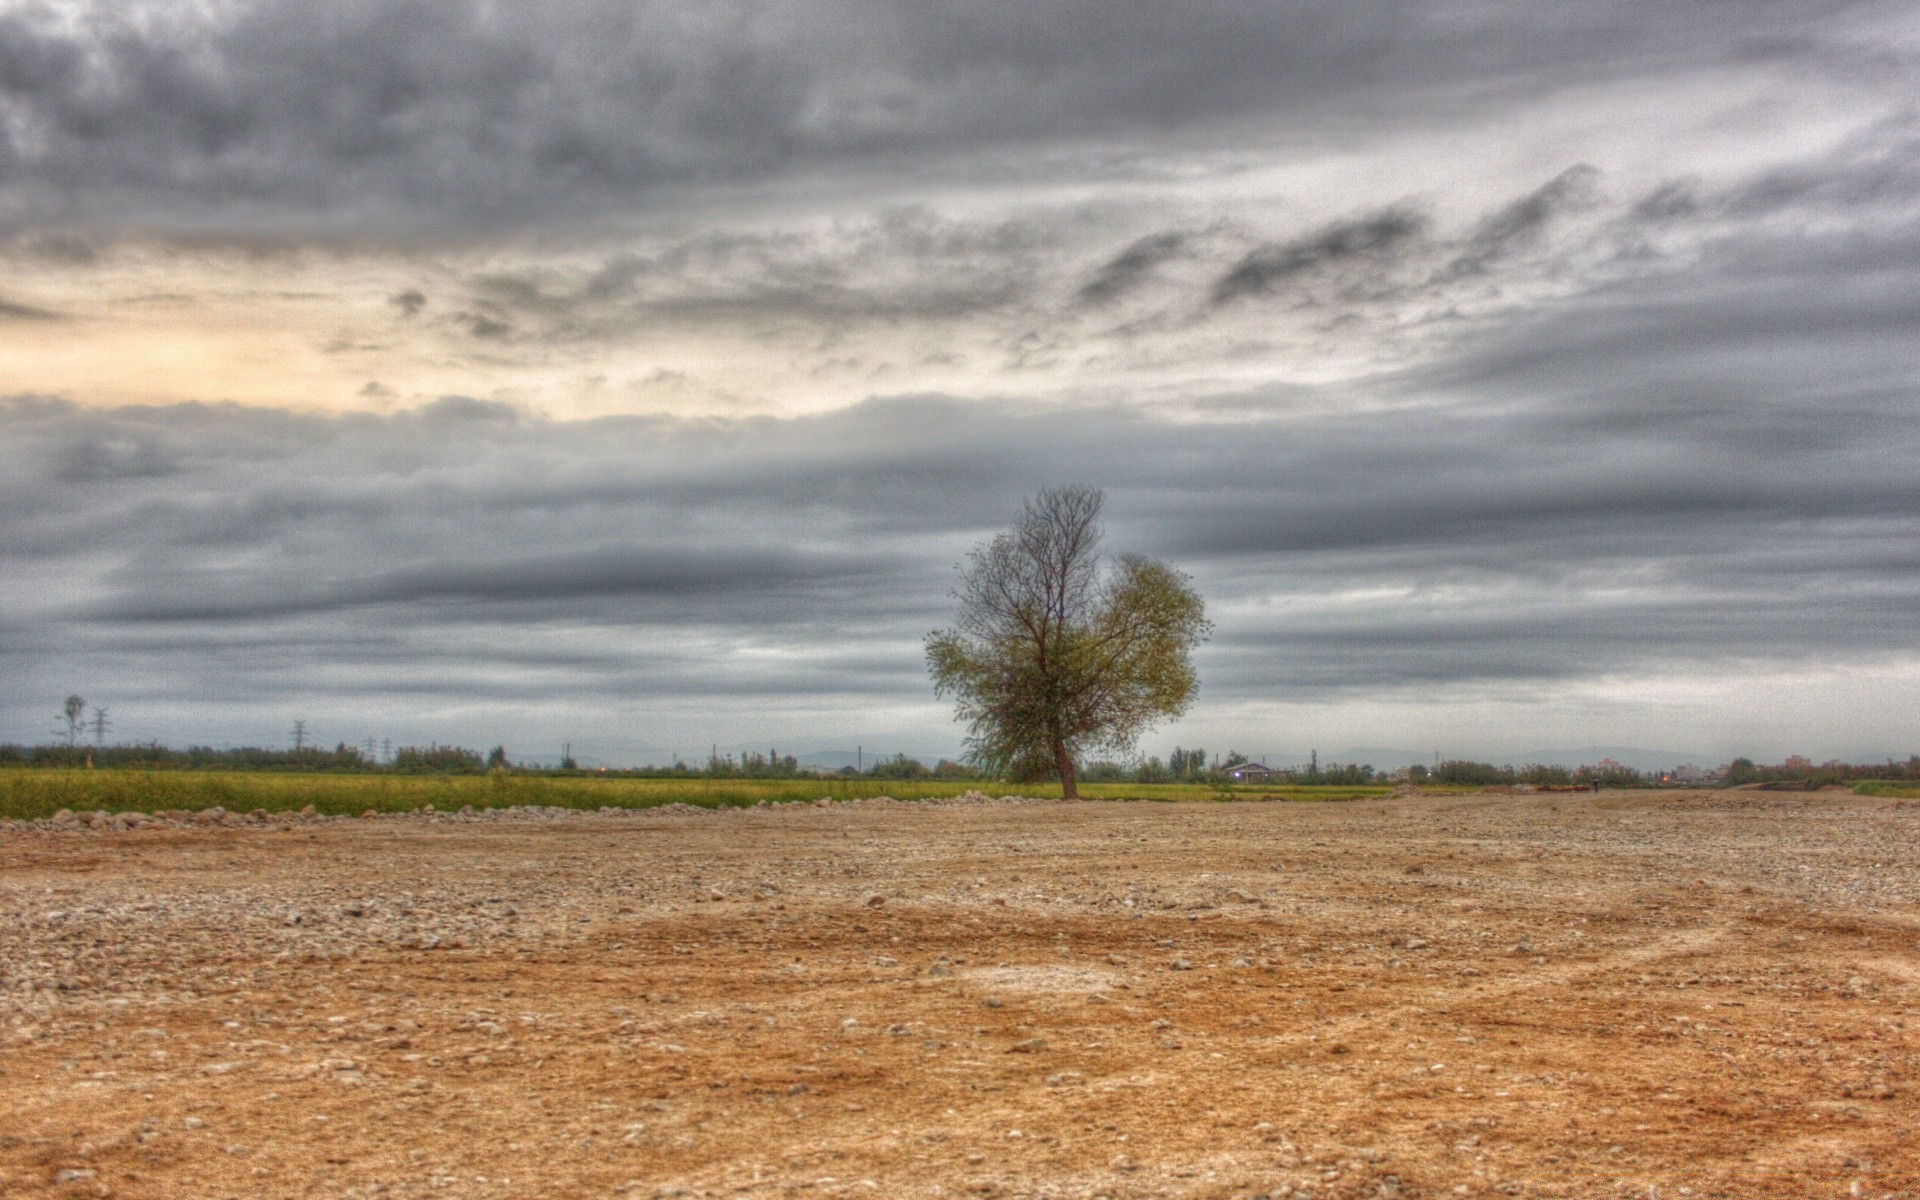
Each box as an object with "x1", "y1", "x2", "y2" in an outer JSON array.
[
  {"x1": 0, "y1": 770, "x2": 1385, "y2": 822},
  {"x1": 1573, "y1": 761, "x2": 1643, "y2": 787},
  {"x1": 927, "y1": 486, "x2": 1210, "y2": 797},
  {"x1": 1316, "y1": 761, "x2": 1378, "y2": 785},
  {"x1": 1080, "y1": 760, "x2": 1131, "y2": 783},
  {"x1": 864, "y1": 753, "x2": 932, "y2": 780},
  {"x1": 1434, "y1": 760, "x2": 1506, "y2": 785},
  {"x1": 390, "y1": 744, "x2": 485, "y2": 773},
  {"x1": 1167, "y1": 747, "x2": 1208, "y2": 780}
]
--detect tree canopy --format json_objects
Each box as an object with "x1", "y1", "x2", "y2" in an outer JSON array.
[{"x1": 925, "y1": 485, "x2": 1210, "y2": 799}]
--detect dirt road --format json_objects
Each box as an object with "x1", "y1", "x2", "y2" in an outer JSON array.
[{"x1": 2, "y1": 791, "x2": 1916, "y2": 1199}]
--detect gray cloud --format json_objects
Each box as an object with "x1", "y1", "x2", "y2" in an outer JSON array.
[
  {"x1": 0, "y1": 0, "x2": 1889, "y2": 231},
  {"x1": 1212, "y1": 208, "x2": 1428, "y2": 304},
  {"x1": 4, "y1": 0, "x2": 1919, "y2": 759},
  {"x1": 0, "y1": 296, "x2": 60, "y2": 320},
  {"x1": 1447, "y1": 164, "x2": 1602, "y2": 275},
  {"x1": 1078, "y1": 232, "x2": 1190, "y2": 305},
  {"x1": 6, "y1": 187, "x2": 1920, "y2": 747}
]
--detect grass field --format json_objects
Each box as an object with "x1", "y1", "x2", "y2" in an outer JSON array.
[
  {"x1": 0, "y1": 769, "x2": 1396, "y2": 821},
  {"x1": 1852, "y1": 780, "x2": 1920, "y2": 798}
]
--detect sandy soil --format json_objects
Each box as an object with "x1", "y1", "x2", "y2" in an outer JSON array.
[{"x1": 2, "y1": 790, "x2": 1917, "y2": 1200}]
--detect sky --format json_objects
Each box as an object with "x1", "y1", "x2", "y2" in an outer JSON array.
[{"x1": 4, "y1": 0, "x2": 1920, "y2": 767}]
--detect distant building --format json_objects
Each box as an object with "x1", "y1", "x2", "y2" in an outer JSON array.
[
  {"x1": 1783, "y1": 755, "x2": 1812, "y2": 773},
  {"x1": 1670, "y1": 763, "x2": 1705, "y2": 782},
  {"x1": 1228, "y1": 761, "x2": 1275, "y2": 782},
  {"x1": 1590, "y1": 757, "x2": 1626, "y2": 773}
]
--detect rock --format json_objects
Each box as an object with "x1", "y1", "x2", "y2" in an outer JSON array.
[
  {"x1": 1512, "y1": 940, "x2": 1533, "y2": 954},
  {"x1": 1170, "y1": 958, "x2": 1192, "y2": 970},
  {"x1": 1404, "y1": 936, "x2": 1428, "y2": 950},
  {"x1": 865, "y1": 894, "x2": 886, "y2": 907},
  {"x1": 1009, "y1": 1038, "x2": 1047, "y2": 1053},
  {"x1": 982, "y1": 997, "x2": 1003, "y2": 1008}
]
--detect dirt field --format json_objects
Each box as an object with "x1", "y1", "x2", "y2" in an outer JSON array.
[{"x1": 2, "y1": 791, "x2": 1916, "y2": 1200}]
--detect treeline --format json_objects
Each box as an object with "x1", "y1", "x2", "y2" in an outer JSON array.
[
  {"x1": 0, "y1": 742, "x2": 486, "y2": 773},
  {"x1": 1724, "y1": 755, "x2": 1920, "y2": 785},
  {"x1": 699, "y1": 751, "x2": 976, "y2": 781},
  {"x1": 8, "y1": 741, "x2": 1914, "y2": 787},
  {"x1": 1413, "y1": 760, "x2": 1638, "y2": 787}
]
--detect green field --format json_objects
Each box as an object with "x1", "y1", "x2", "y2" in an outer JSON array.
[
  {"x1": 1850, "y1": 780, "x2": 1920, "y2": 799},
  {"x1": 0, "y1": 770, "x2": 1396, "y2": 822}
]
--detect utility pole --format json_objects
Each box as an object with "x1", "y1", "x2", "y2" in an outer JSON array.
[
  {"x1": 91, "y1": 706, "x2": 111, "y2": 746},
  {"x1": 363, "y1": 735, "x2": 377, "y2": 761},
  {"x1": 857, "y1": 744, "x2": 862, "y2": 773},
  {"x1": 381, "y1": 738, "x2": 391, "y2": 764},
  {"x1": 291, "y1": 720, "x2": 308, "y2": 751}
]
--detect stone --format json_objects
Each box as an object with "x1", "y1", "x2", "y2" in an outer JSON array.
[{"x1": 1009, "y1": 1038, "x2": 1047, "y2": 1053}]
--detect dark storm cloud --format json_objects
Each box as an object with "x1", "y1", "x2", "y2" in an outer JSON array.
[{"x1": 0, "y1": 0, "x2": 1885, "y2": 230}]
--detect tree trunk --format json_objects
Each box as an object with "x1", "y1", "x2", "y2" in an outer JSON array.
[{"x1": 1054, "y1": 740, "x2": 1079, "y2": 800}]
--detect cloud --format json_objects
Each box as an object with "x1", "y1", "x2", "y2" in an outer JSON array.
[
  {"x1": 1078, "y1": 232, "x2": 1189, "y2": 305},
  {"x1": 1447, "y1": 164, "x2": 1602, "y2": 274},
  {"x1": 0, "y1": 296, "x2": 61, "y2": 320},
  {"x1": 1211, "y1": 208, "x2": 1428, "y2": 304},
  {"x1": 4, "y1": 0, "x2": 1919, "y2": 757},
  {"x1": 0, "y1": 0, "x2": 1892, "y2": 231},
  {"x1": 6, "y1": 186, "x2": 1920, "y2": 743}
]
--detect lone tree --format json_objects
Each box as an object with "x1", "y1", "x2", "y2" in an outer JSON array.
[{"x1": 926, "y1": 485, "x2": 1210, "y2": 799}]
